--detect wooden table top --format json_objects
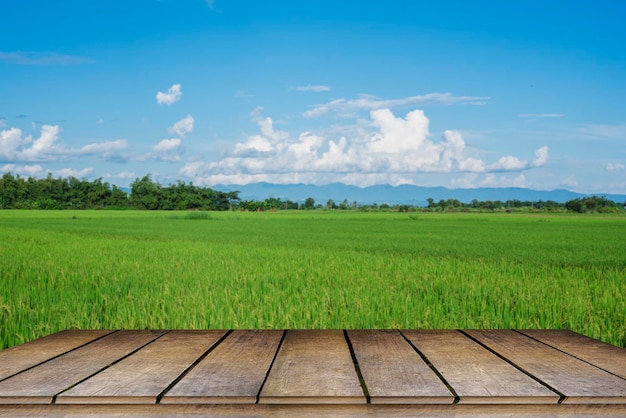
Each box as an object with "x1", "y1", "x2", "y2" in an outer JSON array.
[{"x1": 0, "y1": 329, "x2": 624, "y2": 417}]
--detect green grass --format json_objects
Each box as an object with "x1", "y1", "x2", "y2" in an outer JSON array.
[{"x1": 0, "y1": 210, "x2": 624, "y2": 349}]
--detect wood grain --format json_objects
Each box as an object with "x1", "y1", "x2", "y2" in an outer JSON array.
[
  {"x1": 259, "y1": 330, "x2": 365, "y2": 404},
  {"x1": 517, "y1": 329, "x2": 626, "y2": 379},
  {"x1": 0, "y1": 330, "x2": 164, "y2": 404},
  {"x1": 0, "y1": 329, "x2": 624, "y2": 411},
  {"x1": 0, "y1": 330, "x2": 113, "y2": 381},
  {"x1": 162, "y1": 330, "x2": 283, "y2": 404},
  {"x1": 1, "y1": 402, "x2": 626, "y2": 417},
  {"x1": 402, "y1": 330, "x2": 558, "y2": 404},
  {"x1": 347, "y1": 330, "x2": 453, "y2": 404},
  {"x1": 464, "y1": 329, "x2": 626, "y2": 404},
  {"x1": 57, "y1": 331, "x2": 226, "y2": 404}
]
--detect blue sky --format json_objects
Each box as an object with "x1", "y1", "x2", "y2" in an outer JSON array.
[{"x1": 1, "y1": 0, "x2": 625, "y2": 193}]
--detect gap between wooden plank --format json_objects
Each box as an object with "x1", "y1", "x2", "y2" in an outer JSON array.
[
  {"x1": 402, "y1": 330, "x2": 558, "y2": 404},
  {"x1": 459, "y1": 330, "x2": 567, "y2": 403},
  {"x1": 52, "y1": 331, "x2": 169, "y2": 404},
  {"x1": 514, "y1": 329, "x2": 626, "y2": 380},
  {"x1": 155, "y1": 330, "x2": 233, "y2": 403},
  {"x1": 398, "y1": 330, "x2": 459, "y2": 404},
  {"x1": 343, "y1": 330, "x2": 371, "y2": 404},
  {"x1": 161, "y1": 330, "x2": 283, "y2": 404},
  {"x1": 0, "y1": 330, "x2": 117, "y2": 383},
  {"x1": 255, "y1": 330, "x2": 287, "y2": 404}
]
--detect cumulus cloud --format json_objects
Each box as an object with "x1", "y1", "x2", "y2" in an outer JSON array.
[
  {"x1": 532, "y1": 146, "x2": 549, "y2": 167},
  {"x1": 489, "y1": 146, "x2": 549, "y2": 171},
  {"x1": 480, "y1": 173, "x2": 527, "y2": 188},
  {"x1": 18, "y1": 125, "x2": 64, "y2": 161},
  {"x1": 0, "y1": 164, "x2": 92, "y2": 179},
  {"x1": 77, "y1": 140, "x2": 128, "y2": 155},
  {"x1": 0, "y1": 125, "x2": 129, "y2": 162},
  {"x1": 1, "y1": 163, "x2": 44, "y2": 176},
  {"x1": 169, "y1": 115, "x2": 194, "y2": 137},
  {"x1": 180, "y1": 108, "x2": 547, "y2": 187},
  {"x1": 53, "y1": 167, "x2": 94, "y2": 178},
  {"x1": 303, "y1": 92, "x2": 489, "y2": 118},
  {"x1": 292, "y1": 85, "x2": 332, "y2": 92},
  {"x1": 606, "y1": 163, "x2": 625, "y2": 171},
  {"x1": 156, "y1": 84, "x2": 182, "y2": 105},
  {"x1": 0, "y1": 127, "x2": 24, "y2": 160},
  {"x1": 150, "y1": 138, "x2": 182, "y2": 162}
]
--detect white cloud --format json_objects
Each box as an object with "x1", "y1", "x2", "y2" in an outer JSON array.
[
  {"x1": 18, "y1": 125, "x2": 64, "y2": 161},
  {"x1": 0, "y1": 164, "x2": 92, "y2": 179},
  {"x1": 180, "y1": 108, "x2": 546, "y2": 187},
  {"x1": 0, "y1": 127, "x2": 23, "y2": 160},
  {"x1": 606, "y1": 163, "x2": 625, "y2": 171},
  {"x1": 150, "y1": 138, "x2": 182, "y2": 162},
  {"x1": 0, "y1": 118, "x2": 6, "y2": 127},
  {"x1": 293, "y1": 85, "x2": 332, "y2": 92},
  {"x1": 489, "y1": 146, "x2": 549, "y2": 171},
  {"x1": 561, "y1": 176, "x2": 578, "y2": 188},
  {"x1": 169, "y1": 115, "x2": 194, "y2": 137},
  {"x1": 480, "y1": 174, "x2": 527, "y2": 188},
  {"x1": 532, "y1": 146, "x2": 549, "y2": 167},
  {"x1": 105, "y1": 170, "x2": 136, "y2": 179},
  {"x1": 491, "y1": 155, "x2": 528, "y2": 171},
  {"x1": 78, "y1": 139, "x2": 128, "y2": 155},
  {"x1": 53, "y1": 167, "x2": 93, "y2": 178},
  {"x1": 0, "y1": 125, "x2": 129, "y2": 162},
  {"x1": 156, "y1": 84, "x2": 182, "y2": 105},
  {"x1": 1, "y1": 163, "x2": 44, "y2": 176},
  {"x1": 303, "y1": 92, "x2": 489, "y2": 118}
]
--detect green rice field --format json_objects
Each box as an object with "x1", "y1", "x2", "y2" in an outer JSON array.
[{"x1": 1, "y1": 210, "x2": 624, "y2": 350}]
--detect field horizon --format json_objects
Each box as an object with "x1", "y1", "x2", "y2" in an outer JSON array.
[{"x1": 1, "y1": 210, "x2": 624, "y2": 350}]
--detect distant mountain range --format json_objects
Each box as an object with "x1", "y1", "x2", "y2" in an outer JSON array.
[{"x1": 214, "y1": 182, "x2": 626, "y2": 206}]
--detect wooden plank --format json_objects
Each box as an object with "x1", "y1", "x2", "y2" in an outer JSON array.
[
  {"x1": 1, "y1": 402, "x2": 626, "y2": 417},
  {"x1": 465, "y1": 329, "x2": 626, "y2": 404},
  {"x1": 56, "y1": 331, "x2": 227, "y2": 404},
  {"x1": 518, "y1": 329, "x2": 626, "y2": 379},
  {"x1": 0, "y1": 330, "x2": 165, "y2": 404},
  {"x1": 402, "y1": 330, "x2": 558, "y2": 404},
  {"x1": 259, "y1": 330, "x2": 365, "y2": 404},
  {"x1": 347, "y1": 330, "x2": 453, "y2": 404},
  {"x1": 162, "y1": 330, "x2": 283, "y2": 404},
  {"x1": 0, "y1": 330, "x2": 113, "y2": 381}
]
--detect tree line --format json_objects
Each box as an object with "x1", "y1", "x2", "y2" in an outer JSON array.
[
  {"x1": 0, "y1": 172, "x2": 624, "y2": 213},
  {"x1": 0, "y1": 173, "x2": 238, "y2": 211}
]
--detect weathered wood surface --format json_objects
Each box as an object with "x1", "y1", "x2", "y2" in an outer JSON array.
[
  {"x1": 517, "y1": 329, "x2": 626, "y2": 379},
  {"x1": 1, "y1": 403, "x2": 625, "y2": 417},
  {"x1": 0, "y1": 330, "x2": 164, "y2": 404},
  {"x1": 163, "y1": 330, "x2": 283, "y2": 404},
  {"x1": 57, "y1": 330, "x2": 227, "y2": 404},
  {"x1": 347, "y1": 330, "x2": 453, "y2": 404},
  {"x1": 464, "y1": 329, "x2": 626, "y2": 404},
  {"x1": 0, "y1": 330, "x2": 113, "y2": 381},
  {"x1": 258, "y1": 330, "x2": 364, "y2": 404},
  {"x1": 0, "y1": 329, "x2": 624, "y2": 417},
  {"x1": 402, "y1": 330, "x2": 559, "y2": 404}
]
